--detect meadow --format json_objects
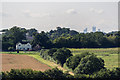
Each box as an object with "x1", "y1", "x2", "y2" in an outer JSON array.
[{"x1": 69, "y1": 48, "x2": 119, "y2": 69}]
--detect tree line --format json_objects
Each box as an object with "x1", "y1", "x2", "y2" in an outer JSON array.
[
  {"x1": 1, "y1": 26, "x2": 120, "y2": 51},
  {"x1": 2, "y1": 65, "x2": 120, "y2": 79},
  {"x1": 39, "y1": 48, "x2": 72, "y2": 66}
]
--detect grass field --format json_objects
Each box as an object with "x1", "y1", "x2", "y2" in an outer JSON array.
[
  {"x1": 69, "y1": 48, "x2": 119, "y2": 69},
  {"x1": 2, "y1": 51, "x2": 39, "y2": 55}
]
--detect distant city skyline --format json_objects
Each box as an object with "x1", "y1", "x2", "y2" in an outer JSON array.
[
  {"x1": 0, "y1": 2, "x2": 118, "y2": 33},
  {"x1": 83, "y1": 26, "x2": 102, "y2": 33}
]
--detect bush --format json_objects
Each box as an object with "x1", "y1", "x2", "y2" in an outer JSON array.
[
  {"x1": 39, "y1": 48, "x2": 73, "y2": 66},
  {"x1": 44, "y1": 67, "x2": 66, "y2": 78},
  {"x1": 65, "y1": 52, "x2": 91, "y2": 70},
  {"x1": 74, "y1": 74, "x2": 90, "y2": 79},
  {"x1": 91, "y1": 68, "x2": 120, "y2": 79},
  {"x1": 74, "y1": 54, "x2": 105, "y2": 74},
  {"x1": 2, "y1": 69, "x2": 47, "y2": 80},
  {"x1": 2, "y1": 68, "x2": 73, "y2": 79}
]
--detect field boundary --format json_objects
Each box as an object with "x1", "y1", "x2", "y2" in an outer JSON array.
[{"x1": 29, "y1": 55, "x2": 74, "y2": 75}]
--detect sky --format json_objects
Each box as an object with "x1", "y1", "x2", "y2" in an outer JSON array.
[{"x1": 0, "y1": 2, "x2": 119, "y2": 33}]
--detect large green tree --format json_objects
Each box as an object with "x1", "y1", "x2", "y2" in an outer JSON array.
[
  {"x1": 74, "y1": 54, "x2": 105, "y2": 74},
  {"x1": 32, "y1": 31, "x2": 52, "y2": 48},
  {"x1": 2, "y1": 26, "x2": 26, "y2": 50}
]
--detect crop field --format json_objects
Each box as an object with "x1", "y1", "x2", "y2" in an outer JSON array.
[
  {"x1": 69, "y1": 48, "x2": 119, "y2": 69},
  {"x1": 1, "y1": 54, "x2": 51, "y2": 72}
]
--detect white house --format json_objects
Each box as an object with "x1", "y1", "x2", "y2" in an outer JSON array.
[{"x1": 16, "y1": 42, "x2": 32, "y2": 50}]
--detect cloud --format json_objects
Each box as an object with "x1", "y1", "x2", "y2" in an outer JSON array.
[
  {"x1": 66, "y1": 9, "x2": 78, "y2": 14},
  {"x1": 0, "y1": 12, "x2": 10, "y2": 17},
  {"x1": 97, "y1": 19, "x2": 105, "y2": 25},
  {"x1": 89, "y1": 8, "x2": 104, "y2": 14},
  {"x1": 23, "y1": 10, "x2": 53, "y2": 18}
]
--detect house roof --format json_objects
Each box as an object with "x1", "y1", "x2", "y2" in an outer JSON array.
[{"x1": 16, "y1": 41, "x2": 31, "y2": 45}]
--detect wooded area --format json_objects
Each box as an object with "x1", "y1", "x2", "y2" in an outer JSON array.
[{"x1": 1, "y1": 26, "x2": 120, "y2": 51}]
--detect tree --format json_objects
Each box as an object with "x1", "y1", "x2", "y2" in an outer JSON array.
[
  {"x1": 8, "y1": 47, "x2": 14, "y2": 51},
  {"x1": 32, "y1": 31, "x2": 52, "y2": 48},
  {"x1": 91, "y1": 68, "x2": 120, "y2": 79},
  {"x1": 27, "y1": 28, "x2": 38, "y2": 36},
  {"x1": 9, "y1": 26, "x2": 26, "y2": 47},
  {"x1": 44, "y1": 68, "x2": 66, "y2": 78},
  {"x1": 74, "y1": 54, "x2": 105, "y2": 74},
  {"x1": 39, "y1": 48, "x2": 72, "y2": 66},
  {"x1": 65, "y1": 52, "x2": 91, "y2": 70},
  {"x1": 52, "y1": 48, "x2": 72, "y2": 66}
]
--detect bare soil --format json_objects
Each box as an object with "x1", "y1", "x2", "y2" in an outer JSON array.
[{"x1": 1, "y1": 54, "x2": 51, "y2": 72}]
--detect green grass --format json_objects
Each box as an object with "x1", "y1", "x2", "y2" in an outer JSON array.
[
  {"x1": 69, "y1": 48, "x2": 119, "y2": 69},
  {"x1": 29, "y1": 55, "x2": 58, "y2": 68},
  {"x1": 70, "y1": 48, "x2": 119, "y2": 55},
  {"x1": 1, "y1": 51, "x2": 40, "y2": 55}
]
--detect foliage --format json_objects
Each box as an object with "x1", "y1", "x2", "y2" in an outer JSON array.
[
  {"x1": 8, "y1": 47, "x2": 14, "y2": 51},
  {"x1": 44, "y1": 68, "x2": 66, "y2": 78},
  {"x1": 70, "y1": 48, "x2": 119, "y2": 69},
  {"x1": 2, "y1": 68, "x2": 119, "y2": 79},
  {"x1": 74, "y1": 68, "x2": 120, "y2": 79},
  {"x1": 74, "y1": 74, "x2": 90, "y2": 79},
  {"x1": 1, "y1": 26, "x2": 120, "y2": 51},
  {"x1": 91, "y1": 68, "x2": 120, "y2": 79},
  {"x1": 39, "y1": 48, "x2": 73, "y2": 66},
  {"x1": 74, "y1": 54, "x2": 105, "y2": 74},
  {"x1": 2, "y1": 68, "x2": 73, "y2": 80},
  {"x1": 2, "y1": 69, "x2": 46, "y2": 80},
  {"x1": 2, "y1": 26, "x2": 26, "y2": 51},
  {"x1": 65, "y1": 52, "x2": 91, "y2": 70},
  {"x1": 47, "y1": 27, "x2": 79, "y2": 40},
  {"x1": 32, "y1": 31, "x2": 52, "y2": 49}
]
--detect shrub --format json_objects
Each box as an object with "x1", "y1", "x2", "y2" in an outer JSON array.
[
  {"x1": 2, "y1": 69, "x2": 47, "y2": 80},
  {"x1": 44, "y1": 67, "x2": 66, "y2": 78},
  {"x1": 39, "y1": 48, "x2": 72, "y2": 66},
  {"x1": 65, "y1": 52, "x2": 91, "y2": 70},
  {"x1": 91, "y1": 68, "x2": 120, "y2": 79},
  {"x1": 74, "y1": 74, "x2": 90, "y2": 79},
  {"x1": 74, "y1": 54, "x2": 105, "y2": 74}
]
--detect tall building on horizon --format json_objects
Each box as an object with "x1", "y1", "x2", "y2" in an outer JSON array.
[
  {"x1": 98, "y1": 29, "x2": 101, "y2": 32},
  {"x1": 92, "y1": 26, "x2": 96, "y2": 32},
  {"x1": 83, "y1": 28, "x2": 87, "y2": 33}
]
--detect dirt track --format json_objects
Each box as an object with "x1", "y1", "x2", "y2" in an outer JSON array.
[{"x1": 1, "y1": 54, "x2": 51, "y2": 72}]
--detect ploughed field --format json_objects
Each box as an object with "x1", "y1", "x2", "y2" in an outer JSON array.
[{"x1": 1, "y1": 54, "x2": 51, "y2": 72}]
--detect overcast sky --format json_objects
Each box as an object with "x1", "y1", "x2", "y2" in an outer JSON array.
[{"x1": 1, "y1": 2, "x2": 118, "y2": 33}]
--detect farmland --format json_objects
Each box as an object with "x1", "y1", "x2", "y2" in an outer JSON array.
[
  {"x1": 1, "y1": 54, "x2": 51, "y2": 72},
  {"x1": 1, "y1": 47, "x2": 119, "y2": 71}
]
